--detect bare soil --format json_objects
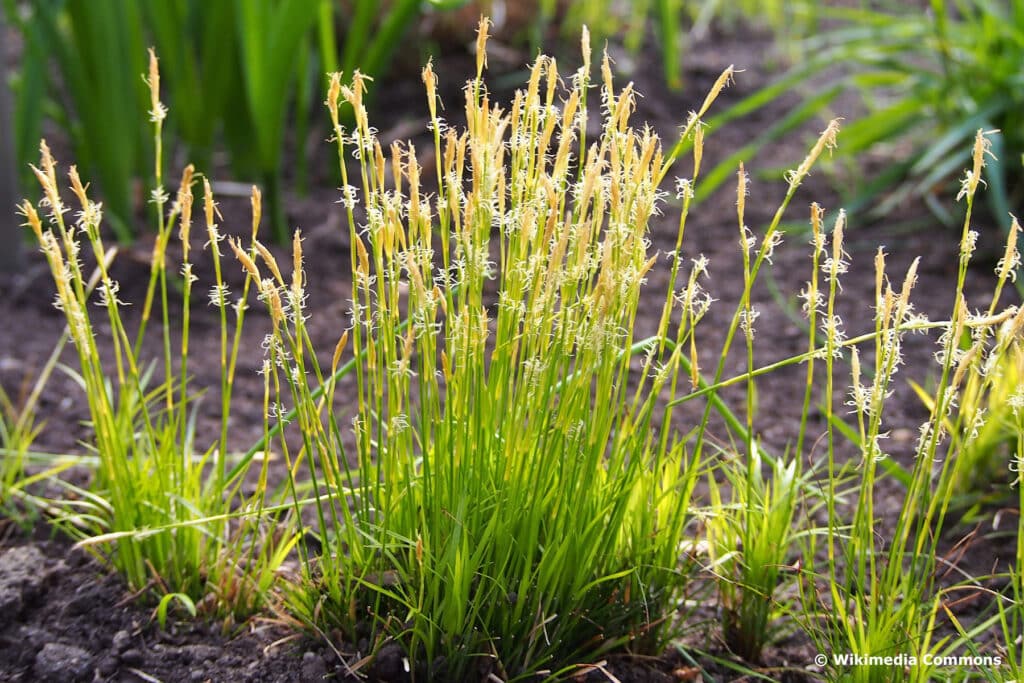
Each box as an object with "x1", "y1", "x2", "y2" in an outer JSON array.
[{"x1": 0, "y1": 20, "x2": 1018, "y2": 683}]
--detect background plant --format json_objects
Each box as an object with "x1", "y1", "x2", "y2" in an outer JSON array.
[
  {"x1": 786, "y1": 0, "x2": 1023, "y2": 229},
  {"x1": 2, "y1": 0, "x2": 475, "y2": 242}
]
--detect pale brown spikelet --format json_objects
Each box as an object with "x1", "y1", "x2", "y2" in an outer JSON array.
[
  {"x1": 693, "y1": 123, "x2": 705, "y2": 178},
  {"x1": 354, "y1": 232, "x2": 370, "y2": 282},
  {"x1": 176, "y1": 164, "x2": 195, "y2": 205},
  {"x1": 601, "y1": 52, "x2": 614, "y2": 105},
  {"x1": 580, "y1": 25, "x2": 591, "y2": 74},
  {"x1": 203, "y1": 178, "x2": 216, "y2": 229},
  {"x1": 374, "y1": 140, "x2": 386, "y2": 189},
  {"x1": 391, "y1": 142, "x2": 404, "y2": 197},
  {"x1": 292, "y1": 229, "x2": 304, "y2": 299},
  {"x1": 32, "y1": 141, "x2": 62, "y2": 217},
  {"x1": 407, "y1": 145, "x2": 421, "y2": 226},
  {"x1": 897, "y1": 257, "x2": 920, "y2": 317},
  {"x1": 951, "y1": 293, "x2": 969, "y2": 348},
  {"x1": 971, "y1": 129, "x2": 995, "y2": 197},
  {"x1": 810, "y1": 203, "x2": 824, "y2": 252},
  {"x1": 613, "y1": 83, "x2": 635, "y2": 133},
  {"x1": 331, "y1": 331, "x2": 349, "y2": 374},
  {"x1": 850, "y1": 346, "x2": 862, "y2": 399},
  {"x1": 831, "y1": 210, "x2": 846, "y2": 272},
  {"x1": 422, "y1": 59, "x2": 438, "y2": 121},
  {"x1": 230, "y1": 238, "x2": 261, "y2": 282},
  {"x1": 874, "y1": 247, "x2": 886, "y2": 309},
  {"x1": 250, "y1": 186, "x2": 262, "y2": 240},
  {"x1": 177, "y1": 165, "x2": 195, "y2": 261},
  {"x1": 434, "y1": 285, "x2": 447, "y2": 316},
  {"x1": 67, "y1": 166, "x2": 90, "y2": 215},
  {"x1": 639, "y1": 254, "x2": 659, "y2": 280},
  {"x1": 39, "y1": 140, "x2": 58, "y2": 190},
  {"x1": 266, "y1": 286, "x2": 285, "y2": 326},
  {"x1": 736, "y1": 162, "x2": 747, "y2": 222},
  {"x1": 561, "y1": 88, "x2": 580, "y2": 134},
  {"x1": 146, "y1": 48, "x2": 165, "y2": 123},
  {"x1": 475, "y1": 16, "x2": 490, "y2": 78},
  {"x1": 545, "y1": 55, "x2": 558, "y2": 108},
  {"x1": 997, "y1": 214, "x2": 1020, "y2": 283},
  {"x1": 326, "y1": 73, "x2": 343, "y2": 128},
  {"x1": 952, "y1": 341, "x2": 981, "y2": 390},
  {"x1": 254, "y1": 240, "x2": 285, "y2": 285},
  {"x1": 19, "y1": 200, "x2": 44, "y2": 241},
  {"x1": 789, "y1": 119, "x2": 841, "y2": 191},
  {"x1": 697, "y1": 66, "x2": 735, "y2": 120},
  {"x1": 1009, "y1": 304, "x2": 1024, "y2": 338}
]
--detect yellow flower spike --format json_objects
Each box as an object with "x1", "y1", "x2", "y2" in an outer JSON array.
[
  {"x1": 1009, "y1": 305, "x2": 1024, "y2": 338},
  {"x1": 693, "y1": 123, "x2": 705, "y2": 178},
  {"x1": 68, "y1": 165, "x2": 89, "y2": 211},
  {"x1": 229, "y1": 238, "x2": 261, "y2": 283},
  {"x1": 354, "y1": 232, "x2": 370, "y2": 284},
  {"x1": 266, "y1": 286, "x2": 285, "y2": 327},
  {"x1": 959, "y1": 128, "x2": 997, "y2": 202},
  {"x1": 39, "y1": 140, "x2": 58, "y2": 191},
  {"x1": 203, "y1": 178, "x2": 217, "y2": 231},
  {"x1": 145, "y1": 48, "x2": 165, "y2": 124},
  {"x1": 292, "y1": 229, "x2": 304, "y2": 303},
  {"x1": 177, "y1": 165, "x2": 195, "y2": 262},
  {"x1": 390, "y1": 142, "x2": 404, "y2": 198},
  {"x1": 30, "y1": 161, "x2": 62, "y2": 221},
  {"x1": 996, "y1": 215, "x2": 1020, "y2": 283},
  {"x1": 787, "y1": 119, "x2": 841, "y2": 193},
  {"x1": 614, "y1": 84, "x2": 634, "y2": 133},
  {"x1": 526, "y1": 57, "x2": 545, "y2": 113},
  {"x1": 325, "y1": 72, "x2": 342, "y2": 129},
  {"x1": 601, "y1": 52, "x2": 614, "y2": 108},
  {"x1": 253, "y1": 240, "x2": 285, "y2": 286},
  {"x1": 581, "y1": 25, "x2": 591, "y2": 74},
  {"x1": 697, "y1": 66, "x2": 735, "y2": 121},
  {"x1": 545, "y1": 55, "x2": 558, "y2": 108},
  {"x1": 830, "y1": 209, "x2": 847, "y2": 282},
  {"x1": 736, "y1": 162, "x2": 748, "y2": 226},
  {"x1": 331, "y1": 331, "x2": 349, "y2": 376},
  {"x1": 874, "y1": 247, "x2": 886, "y2": 311},
  {"x1": 952, "y1": 341, "x2": 982, "y2": 391},
  {"x1": 434, "y1": 285, "x2": 447, "y2": 317},
  {"x1": 19, "y1": 200, "x2": 44, "y2": 241},
  {"x1": 250, "y1": 185, "x2": 262, "y2": 241},
  {"x1": 422, "y1": 59, "x2": 438, "y2": 122},
  {"x1": 475, "y1": 16, "x2": 490, "y2": 79},
  {"x1": 374, "y1": 139, "x2": 386, "y2": 190},
  {"x1": 895, "y1": 257, "x2": 920, "y2": 323}
]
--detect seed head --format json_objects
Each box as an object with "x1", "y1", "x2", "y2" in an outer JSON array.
[
  {"x1": 996, "y1": 215, "x2": 1021, "y2": 283},
  {"x1": 475, "y1": 16, "x2": 490, "y2": 79},
  {"x1": 250, "y1": 185, "x2": 262, "y2": 240},
  {"x1": 145, "y1": 48, "x2": 167, "y2": 123},
  {"x1": 230, "y1": 238, "x2": 261, "y2": 283},
  {"x1": 292, "y1": 229, "x2": 304, "y2": 302},
  {"x1": 254, "y1": 240, "x2": 285, "y2": 285}
]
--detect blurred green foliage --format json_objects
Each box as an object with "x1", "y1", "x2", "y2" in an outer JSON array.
[{"x1": 3, "y1": 0, "x2": 472, "y2": 242}]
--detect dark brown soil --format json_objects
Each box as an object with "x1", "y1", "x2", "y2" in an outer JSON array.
[{"x1": 0, "y1": 17, "x2": 1018, "y2": 683}]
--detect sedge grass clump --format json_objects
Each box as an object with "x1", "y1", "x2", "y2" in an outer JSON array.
[
  {"x1": 244, "y1": 22, "x2": 744, "y2": 679},
  {"x1": 912, "y1": 219, "x2": 1024, "y2": 509},
  {"x1": 18, "y1": 51, "x2": 293, "y2": 621},
  {"x1": 795, "y1": 130, "x2": 1024, "y2": 683}
]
